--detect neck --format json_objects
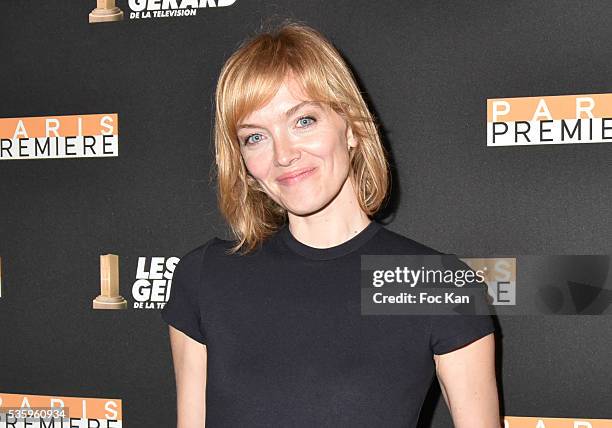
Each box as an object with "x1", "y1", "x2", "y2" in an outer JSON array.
[{"x1": 286, "y1": 176, "x2": 371, "y2": 248}]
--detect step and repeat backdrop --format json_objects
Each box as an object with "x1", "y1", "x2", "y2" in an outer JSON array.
[{"x1": 1, "y1": 0, "x2": 611, "y2": 427}]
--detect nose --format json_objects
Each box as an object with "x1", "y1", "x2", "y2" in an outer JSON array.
[{"x1": 272, "y1": 130, "x2": 300, "y2": 167}]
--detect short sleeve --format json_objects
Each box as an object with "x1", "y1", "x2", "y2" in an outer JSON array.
[
  {"x1": 429, "y1": 256, "x2": 496, "y2": 355},
  {"x1": 429, "y1": 313, "x2": 495, "y2": 355},
  {"x1": 161, "y1": 241, "x2": 212, "y2": 345}
]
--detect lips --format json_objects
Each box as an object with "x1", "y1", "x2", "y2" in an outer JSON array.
[{"x1": 276, "y1": 167, "x2": 317, "y2": 184}]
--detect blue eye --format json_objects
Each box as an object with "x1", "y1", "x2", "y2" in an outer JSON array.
[
  {"x1": 241, "y1": 116, "x2": 316, "y2": 146},
  {"x1": 297, "y1": 116, "x2": 316, "y2": 127},
  {"x1": 243, "y1": 133, "x2": 263, "y2": 146}
]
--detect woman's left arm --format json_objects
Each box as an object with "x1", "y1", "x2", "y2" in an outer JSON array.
[{"x1": 433, "y1": 333, "x2": 502, "y2": 428}]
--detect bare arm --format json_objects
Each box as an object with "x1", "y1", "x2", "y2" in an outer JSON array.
[
  {"x1": 433, "y1": 333, "x2": 501, "y2": 428},
  {"x1": 168, "y1": 325, "x2": 207, "y2": 428}
]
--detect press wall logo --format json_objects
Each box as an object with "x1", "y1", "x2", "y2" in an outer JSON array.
[
  {"x1": 89, "y1": 0, "x2": 124, "y2": 22},
  {"x1": 460, "y1": 258, "x2": 516, "y2": 305},
  {"x1": 93, "y1": 254, "x2": 128, "y2": 310},
  {"x1": 0, "y1": 113, "x2": 118, "y2": 160},
  {"x1": 89, "y1": 0, "x2": 237, "y2": 23},
  {"x1": 504, "y1": 415, "x2": 612, "y2": 427},
  {"x1": 132, "y1": 257, "x2": 179, "y2": 309},
  {"x1": 487, "y1": 93, "x2": 612, "y2": 146},
  {"x1": 0, "y1": 392, "x2": 122, "y2": 427}
]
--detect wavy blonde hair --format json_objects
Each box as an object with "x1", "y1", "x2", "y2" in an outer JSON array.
[{"x1": 214, "y1": 20, "x2": 390, "y2": 255}]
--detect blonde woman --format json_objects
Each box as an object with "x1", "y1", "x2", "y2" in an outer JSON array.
[{"x1": 162, "y1": 20, "x2": 500, "y2": 428}]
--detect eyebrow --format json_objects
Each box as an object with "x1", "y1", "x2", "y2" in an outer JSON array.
[{"x1": 237, "y1": 101, "x2": 323, "y2": 130}]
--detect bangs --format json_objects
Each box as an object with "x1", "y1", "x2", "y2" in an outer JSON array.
[{"x1": 219, "y1": 35, "x2": 343, "y2": 143}]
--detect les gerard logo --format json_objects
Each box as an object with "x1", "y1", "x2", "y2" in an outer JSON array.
[
  {"x1": 89, "y1": 0, "x2": 237, "y2": 23},
  {"x1": 93, "y1": 254, "x2": 128, "y2": 310},
  {"x1": 132, "y1": 256, "x2": 179, "y2": 309},
  {"x1": 89, "y1": 0, "x2": 123, "y2": 23},
  {"x1": 91, "y1": 254, "x2": 179, "y2": 310}
]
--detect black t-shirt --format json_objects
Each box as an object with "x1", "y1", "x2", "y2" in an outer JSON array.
[{"x1": 161, "y1": 220, "x2": 495, "y2": 427}]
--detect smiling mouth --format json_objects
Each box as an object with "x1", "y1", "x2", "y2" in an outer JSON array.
[{"x1": 276, "y1": 167, "x2": 317, "y2": 185}]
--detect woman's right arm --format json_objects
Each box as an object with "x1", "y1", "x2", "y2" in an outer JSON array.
[{"x1": 168, "y1": 325, "x2": 207, "y2": 428}]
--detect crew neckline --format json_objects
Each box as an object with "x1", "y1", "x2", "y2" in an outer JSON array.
[{"x1": 278, "y1": 220, "x2": 382, "y2": 260}]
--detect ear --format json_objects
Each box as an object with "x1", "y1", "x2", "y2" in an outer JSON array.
[{"x1": 346, "y1": 122, "x2": 358, "y2": 150}]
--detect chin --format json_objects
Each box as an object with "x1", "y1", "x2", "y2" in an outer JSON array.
[
  {"x1": 285, "y1": 205, "x2": 320, "y2": 217},
  {"x1": 284, "y1": 198, "x2": 335, "y2": 217}
]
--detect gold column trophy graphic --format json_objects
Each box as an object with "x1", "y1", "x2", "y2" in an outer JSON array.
[
  {"x1": 93, "y1": 254, "x2": 127, "y2": 309},
  {"x1": 89, "y1": 0, "x2": 124, "y2": 23}
]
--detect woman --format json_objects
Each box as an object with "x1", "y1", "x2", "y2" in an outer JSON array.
[{"x1": 161, "y1": 20, "x2": 500, "y2": 428}]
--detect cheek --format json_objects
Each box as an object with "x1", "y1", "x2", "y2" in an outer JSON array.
[
  {"x1": 243, "y1": 152, "x2": 270, "y2": 180},
  {"x1": 327, "y1": 134, "x2": 350, "y2": 164},
  {"x1": 310, "y1": 131, "x2": 344, "y2": 158}
]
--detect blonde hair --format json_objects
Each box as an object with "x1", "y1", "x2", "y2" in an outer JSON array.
[{"x1": 214, "y1": 19, "x2": 390, "y2": 255}]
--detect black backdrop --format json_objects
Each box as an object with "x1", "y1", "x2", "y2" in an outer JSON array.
[{"x1": 1, "y1": 1, "x2": 611, "y2": 426}]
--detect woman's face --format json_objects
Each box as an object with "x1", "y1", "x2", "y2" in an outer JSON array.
[{"x1": 237, "y1": 75, "x2": 357, "y2": 216}]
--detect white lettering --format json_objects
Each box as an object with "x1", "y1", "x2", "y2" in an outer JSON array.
[
  {"x1": 532, "y1": 99, "x2": 553, "y2": 121},
  {"x1": 492, "y1": 100, "x2": 510, "y2": 122},
  {"x1": 576, "y1": 97, "x2": 595, "y2": 119}
]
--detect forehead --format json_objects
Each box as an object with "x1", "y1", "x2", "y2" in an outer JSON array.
[{"x1": 240, "y1": 76, "x2": 320, "y2": 122}]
